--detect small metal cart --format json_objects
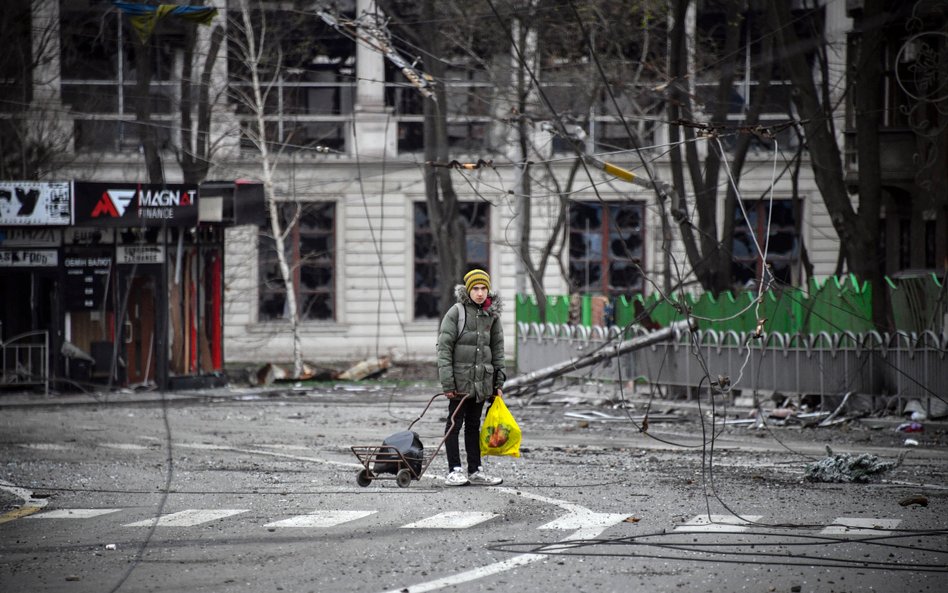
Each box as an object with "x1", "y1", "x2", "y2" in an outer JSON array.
[{"x1": 351, "y1": 393, "x2": 470, "y2": 488}]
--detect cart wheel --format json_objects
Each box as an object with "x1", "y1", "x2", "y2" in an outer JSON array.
[
  {"x1": 356, "y1": 469, "x2": 373, "y2": 487},
  {"x1": 395, "y1": 469, "x2": 412, "y2": 488}
]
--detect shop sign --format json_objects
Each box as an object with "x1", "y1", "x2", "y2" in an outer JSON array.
[
  {"x1": 0, "y1": 181, "x2": 71, "y2": 225},
  {"x1": 74, "y1": 182, "x2": 198, "y2": 227},
  {"x1": 64, "y1": 250, "x2": 112, "y2": 310},
  {"x1": 117, "y1": 245, "x2": 165, "y2": 264},
  {"x1": 0, "y1": 249, "x2": 59, "y2": 267},
  {"x1": 65, "y1": 228, "x2": 115, "y2": 245},
  {"x1": 0, "y1": 228, "x2": 61, "y2": 247}
]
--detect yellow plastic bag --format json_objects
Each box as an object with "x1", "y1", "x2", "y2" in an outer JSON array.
[{"x1": 480, "y1": 396, "x2": 521, "y2": 457}]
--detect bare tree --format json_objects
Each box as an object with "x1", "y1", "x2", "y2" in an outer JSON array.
[
  {"x1": 0, "y1": 0, "x2": 73, "y2": 180},
  {"x1": 375, "y1": 0, "x2": 474, "y2": 312},
  {"x1": 766, "y1": 0, "x2": 887, "y2": 326},
  {"x1": 178, "y1": 22, "x2": 227, "y2": 185},
  {"x1": 229, "y1": 0, "x2": 305, "y2": 378}
]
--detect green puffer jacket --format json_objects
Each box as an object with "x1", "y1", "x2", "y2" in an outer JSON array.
[{"x1": 437, "y1": 285, "x2": 506, "y2": 402}]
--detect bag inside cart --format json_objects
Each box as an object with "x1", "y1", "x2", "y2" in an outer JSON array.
[{"x1": 372, "y1": 430, "x2": 424, "y2": 475}]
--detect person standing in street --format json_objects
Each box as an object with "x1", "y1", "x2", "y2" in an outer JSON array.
[{"x1": 437, "y1": 269, "x2": 506, "y2": 486}]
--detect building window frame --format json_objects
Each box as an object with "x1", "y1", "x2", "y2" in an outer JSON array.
[
  {"x1": 413, "y1": 201, "x2": 490, "y2": 319},
  {"x1": 568, "y1": 200, "x2": 645, "y2": 296},
  {"x1": 731, "y1": 198, "x2": 801, "y2": 288},
  {"x1": 258, "y1": 201, "x2": 336, "y2": 322}
]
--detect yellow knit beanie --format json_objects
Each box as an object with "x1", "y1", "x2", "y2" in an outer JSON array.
[{"x1": 464, "y1": 269, "x2": 491, "y2": 293}]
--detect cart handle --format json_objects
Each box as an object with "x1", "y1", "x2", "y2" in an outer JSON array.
[{"x1": 407, "y1": 392, "x2": 470, "y2": 431}]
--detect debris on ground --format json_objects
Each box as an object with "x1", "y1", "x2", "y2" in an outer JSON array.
[
  {"x1": 896, "y1": 422, "x2": 924, "y2": 433},
  {"x1": 804, "y1": 446, "x2": 905, "y2": 483},
  {"x1": 255, "y1": 363, "x2": 288, "y2": 385},
  {"x1": 563, "y1": 410, "x2": 683, "y2": 423},
  {"x1": 254, "y1": 362, "x2": 338, "y2": 385},
  {"x1": 899, "y1": 494, "x2": 929, "y2": 507},
  {"x1": 337, "y1": 356, "x2": 391, "y2": 381}
]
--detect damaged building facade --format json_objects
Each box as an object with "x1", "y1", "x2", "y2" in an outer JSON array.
[
  {"x1": 2, "y1": 0, "x2": 945, "y2": 393},
  {"x1": 0, "y1": 180, "x2": 262, "y2": 390}
]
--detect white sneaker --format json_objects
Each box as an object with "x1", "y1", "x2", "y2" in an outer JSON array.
[
  {"x1": 468, "y1": 468, "x2": 502, "y2": 486},
  {"x1": 445, "y1": 467, "x2": 469, "y2": 486}
]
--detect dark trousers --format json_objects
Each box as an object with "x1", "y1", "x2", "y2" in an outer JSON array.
[{"x1": 445, "y1": 397, "x2": 486, "y2": 474}]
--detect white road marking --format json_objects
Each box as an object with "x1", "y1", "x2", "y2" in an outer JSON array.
[
  {"x1": 123, "y1": 509, "x2": 247, "y2": 527},
  {"x1": 379, "y1": 526, "x2": 606, "y2": 593},
  {"x1": 176, "y1": 442, "x2": 359, "y2": 468},
  {"x1": 255, "y1": 444, "x2": 313, "y2": 451},
  {"x1": 821, "y1": 517, "x2": 901, "y2": 535},
  {"x1": 17, "y1": 443, "x2": 71, "y2": 450},
  {"x1": 538, "y1": 510, "x2": 629, "y2": 530},
  {"x1": 402, "y1": 511, "x2": 498, "y2": 529},
  {"x1": 100, "y1": 443, "x2": 151, "y2": 450},
  {"x1": 28, "y1": 508, "x2": 122, "y2": 519},
  {"x1": 674, "y1": 514, "x2": 763, "y2": 533},
  {"x1": 178, "y1": 446, "x2": 627, "y2": 593},
  {"x1": 264, "y1": 510, "x2": 376, "y2": 528}
]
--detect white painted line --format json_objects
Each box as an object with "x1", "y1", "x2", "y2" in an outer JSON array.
[
  {"x1": 264, "y1": 510, "x2": 376, "y2": 528},
  {"x1": 256, "y1": 444, "x2": 313, "y2": 451},
  {"x1": 28, "y1": 508, "x2": 122, "y2": 519},
  {"x1": 176, "y1": 443, "x2": 360, "y2": 469},
  {"x1": 402, "y1": 511, "x2": 498, "y2": 529},
  {"x1": 674, "y1": 514, "x2": 763, "y2": 533},
  {"x1": 123, "y1": 509, "x2": 247, "y2": 527},
  {"x1": 17, "y1": 443, "x2": 71, "y2": 450},
  {"x1": 379, "y1": 525, "x2": 606, "y2": 593},
  {"x1": 821, "y1": 518, "x2": 901, "y2": 535},
  {"x1": 538, "y1": 510, "x2": 629, "y2": 530},
  {"x1": 100, "y1": 443, "x2": 151, "y2": 450}
]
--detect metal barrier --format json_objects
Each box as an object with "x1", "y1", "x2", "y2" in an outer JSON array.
[
  {"x1": 1, "y1": 330, "x2": 49, "y2": 395},
  {"x1": 516, "y1": 324, "x2": 948, "y2": 415}
]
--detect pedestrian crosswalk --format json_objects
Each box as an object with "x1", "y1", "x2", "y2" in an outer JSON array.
[
  {"x1": 21, "y1": 507, "x2": 905, "y2": 536},
  {"x1": 123, "y1": 509, "x2": 247, "y2": 527},
  {"x1": 264, "y1": 510, "x2": 376, "y2": 528},
  {"x1": 675, "y1": 514, "x2": 903, "y2": 535},
  {"x1": 402, "y1": 511, "x2": 497, "y2": 529},
  {"x1": 675, "y1": 514, "x2": 763, "y2": 533}
]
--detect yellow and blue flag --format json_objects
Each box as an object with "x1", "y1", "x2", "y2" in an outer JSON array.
[{"x1": 114, "y1": 2, "x2": 218, "y2": 43}]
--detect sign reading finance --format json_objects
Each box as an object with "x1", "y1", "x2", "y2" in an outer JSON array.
[
  {"x1": 73, "y1": 182, "x2": 198, "y2": 227},
  {"x1": 0, "y1": 181, "x2": 71, "y2": 225}
]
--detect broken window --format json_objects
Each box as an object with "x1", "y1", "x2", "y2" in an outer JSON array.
[
  {"x1": 413, "y1": 202, "x2": 490, "y2": 319},
  {"x1": 258, "y1": 202, "x2": 336, "y2": 321},
  {"x1": 568, "y1": 201, "x2": 644, "y2": 295},
  {"x1": 694, "y1": 3, "x2": 813, "y2": 152},
  {"x1": 60, "y1": 4, "x2": 178, "y2": 151},
  {"x1": 229, "y1": 2, "x2": 356, "y2": 152},
  {"x1": 388, "y1": 60, "x2": 490, "y2": 153},
  {"x1": 731, "y1": 199, "x2": 800, "y2": 288}
]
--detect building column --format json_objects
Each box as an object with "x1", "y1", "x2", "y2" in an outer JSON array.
[
  {"x1": 31, "y1": 0, "x2": 72, "y2": 154},
  {"x1": 349, "y1": 0, "x2": 396, "y2": 158}
]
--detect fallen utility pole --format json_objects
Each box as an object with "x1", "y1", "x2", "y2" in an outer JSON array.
[{"x1": 505, "y1": 319, "x2": 694, "y2": 393}]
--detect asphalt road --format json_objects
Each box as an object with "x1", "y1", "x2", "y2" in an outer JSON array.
[{"x1": 1, "y1": 383, "x2": 946, "y2": 593}]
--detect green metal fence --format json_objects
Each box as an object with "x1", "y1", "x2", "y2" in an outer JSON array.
[{"x1": 516, "y1": 273, "x2": 946, "y2": 334}]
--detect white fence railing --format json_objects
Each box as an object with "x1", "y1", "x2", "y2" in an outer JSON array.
[
  {"x1": 1, "y1": 330, "x2": 49, "y2": 395},
  {"x1": 516, "y1": 323, "x2": 948, "y2": 416}
]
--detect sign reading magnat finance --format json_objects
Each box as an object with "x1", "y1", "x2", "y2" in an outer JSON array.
[{"x1": 73, "y1": 182, "x2": 198, "y2": 227}]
